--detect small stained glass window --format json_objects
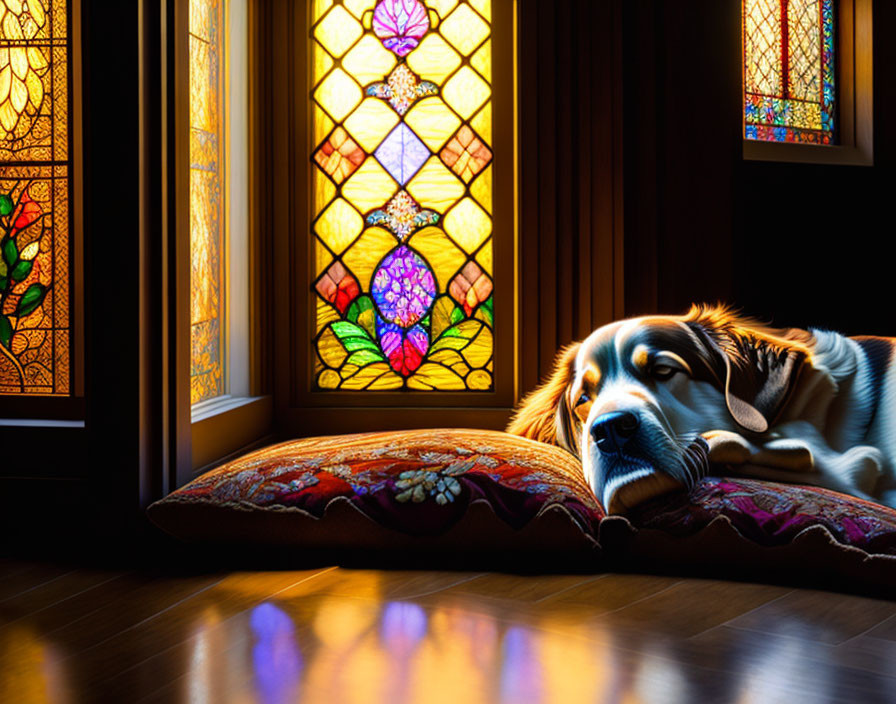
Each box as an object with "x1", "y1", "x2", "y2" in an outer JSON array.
[
  {"x1": 0, "y1": 0, "x2": 71, "y2": 395},
  {"x1": 190, "y1": 0, "x2": 226, "y2": 404},
  {"x1": 743, "y1": 0, "x2": 836, "y2": 144},
  {"x1": 311, "y1": 0, "x2": 495, "y2": 391}
]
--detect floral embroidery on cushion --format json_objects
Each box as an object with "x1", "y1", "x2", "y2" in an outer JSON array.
[{"x1": 168, "y1": 429, "x2": 604, "y2": 537}]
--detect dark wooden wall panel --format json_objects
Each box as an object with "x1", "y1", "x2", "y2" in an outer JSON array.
[{"x1": 518, "y1": 0, "x2": 623, "y2": 391}]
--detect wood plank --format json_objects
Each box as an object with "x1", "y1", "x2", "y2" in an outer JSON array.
[
  {"x1": 592, "y1": 578, "x2": 791, "y2": 639},
  {"x1": 0, "y1": 563, "x2": 76, "y2": 604},
  {"x1": 0, "y1": 568, "x2": 124, "y2": 627},
  {"x1": 724, "y1": 588, "x2": 896, "y2": 646},
  {"x1": 864, "y1": 613, "x2": 896, "y2": 642},
  {"x1": 685, "y1": 625, "x2": 896, "y2": 703}
]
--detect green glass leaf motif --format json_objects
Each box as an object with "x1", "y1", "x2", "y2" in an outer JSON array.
[
  {"x1": 331, "y1": 320, "x2": 385, "y2": 360},
  {"x1": 430, "y1": 295, "x2": 464, "y2": 341},
  {"x1": 11, "y1": 259, "x2": 32, "y2": 282},
  {"x1": 346, "y1": 295, "x2": 377, "y2": 339},
  {"x1": 2, "y1": 238, "x2": 17, "y2": 267},
  {"x1": 0, "y1": 194, "x2": 12, "y2": 217},
  {"x1": 15, "y1": 283, "x2": 47, "y2": 317},
  {"x1": 0, "y1": 314, "x2": 11, "y2": 347}
]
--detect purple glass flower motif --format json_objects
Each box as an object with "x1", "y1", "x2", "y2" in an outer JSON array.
[
  {"x1": 371, "y1": 245, "x2": 436, "y2": 328},
  {"x1": 373, "y1": 0, "x2": 430, "y2": 57}
]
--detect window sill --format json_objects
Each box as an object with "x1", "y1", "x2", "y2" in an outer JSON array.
[
  {"x1": 743, "y1": 140, "x2": 873, "y2": 166},
  {"x1": 190, "y1": 394, "x2": 273, "y2": 476}
]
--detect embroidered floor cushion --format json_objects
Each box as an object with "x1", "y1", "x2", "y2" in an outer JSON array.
[
  {"x1": 600, "y1": 476, "x2": 896, "y2": 588},
  {"x1": 147, "y1": 428, "x2": 604, "y2": 557}
]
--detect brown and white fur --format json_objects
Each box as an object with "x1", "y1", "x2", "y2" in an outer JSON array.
[{"x1": 507, "y1": 305, "x2": 896, "y2": 514}]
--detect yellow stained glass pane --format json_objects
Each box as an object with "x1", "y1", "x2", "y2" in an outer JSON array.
[
  {"x1": 342, "y1": 35, "x2": 397, "y2": 87},
  {"x1": 444, "y1": 198, "x2": 491, "y2": 254},
  {"x1": 470, "y1": 164, "x2": 492, "y2": 213},
  {"x1": 425, "y1": 0, "x2": 459, "y2": 20},
  {"x1": 314, "y1": 238, "x2": 332, "y2": 277},
  {"x1": 467, "y1": 369, "x2": 491, "y2": 389},
  {"x1": 341, "y1": 362, "x2": 402, "y2": 389},
  {"x1": 345, "y1": 0, "x2": 377, "y2": 20},
  {"x1": 319, "y1": 369, "x2": 341, "y2": 389},
  {"x1": 313, "y1": 0, "x2": 333, "y2": 23},
  {"x1": 408, "y1": 364, "x2": 465, "y2": 390},
  {"x1": 471, "y1": 40, "x2": 491, "y2": 82},
  {"x1": 404, "y1": 97, "x2": 461, "y2": 151},
  {"x1": 314, "y1": 68, "x2": 362, "y2": 123},
  {"x1": 468, "y1": 0, "x2": 491, "y2": 22},
  {"x1": 313, "y1": 168, "x2": 336, "y2": 215},
  {"x1": 313, "y1": 106, "x2": 335, "y2": 147},
  {"x1": 470, "y1": 101, "x2": 491, "y2": 141},
  {"x1": 341, "y1": 226, "x2": 396, "y2": 287},
  {"x1": 313, "y1": 43, "x2": 334, "y2": 86},
  {"x1": 443, "y1": 66, "x2": 490, "y2": 119},
  {"x1": 405, "y1": 156, "x2": 465, "y2": 212},
  {"x1": 318, "y1": 327, "x2": 348, "y2": 367},
  {"x1": 343, "y1": 97, "x2": 400, "y2": 151},
  {"x1": 460, "y1": 321, "x2": 492, "y2": 367},
  {"x1": 317, "y1": 299, "x2": 341, "y2": 329},
  {"x1": 315, "y1": 198, "x2": 364, "y2": 254},
  {"x1": 429, "y1": 348, "x2": 470, "y2": 377},
  {"x1": 406, "y1": 33, "x2": 461, "y2": 84},
  {"x1": 342, "y1": 157, "x2": 399, "y2": 213},
  {"x1": 406, "y1": 227, "x2": 465, "y2": 288},
  {"x1": 315, "y1": 5, "x2": 363, "y2": 59},
  {"x1": 440, "y1": 3, "x2": 490, "y2": 56},
  {"x1": 476, "y1": 244, "x2": 492, "y2": 276}
]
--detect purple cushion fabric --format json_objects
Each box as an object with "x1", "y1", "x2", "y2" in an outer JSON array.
[{"x1": 626, "y1": 477, "x2": 896, "y2": 557}]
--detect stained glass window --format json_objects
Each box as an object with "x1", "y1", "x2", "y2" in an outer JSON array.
[
  {"x1": 743, "y1": 0, "x2": 836, "y2": 144},
  {"x1": 190, "y1": 0, "x2": 225, "y2": 404},
  {"x1": 311, "y1": 0, "x2": 495, "y2": 391},
  {"x1": 0, "y1": 0, "x2": 70, "y2": 396}
]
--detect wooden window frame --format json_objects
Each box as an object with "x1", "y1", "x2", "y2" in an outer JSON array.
[
  {"x1": 172, "y1": 0, "x2": 272, "y2": 487},
  {"x1": 743, "y1": 0, "x2": 873, "y2": 165}
]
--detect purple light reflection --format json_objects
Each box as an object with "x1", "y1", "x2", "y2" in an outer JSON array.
[
  {"x1": 250, "y1": 602, "x2": 302, "y2": 704},
  {"x1": 500, "y1": 626, "x2": 544, "y2": 704}
]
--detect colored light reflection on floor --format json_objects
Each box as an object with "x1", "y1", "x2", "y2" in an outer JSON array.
[{"x1": 250, "y1": 603, "x2": 302, "y2": 704}]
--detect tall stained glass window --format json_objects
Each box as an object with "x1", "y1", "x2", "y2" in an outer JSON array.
[
  {"x1": 0, "y1": 0, "x2": 70, "y2": 395},
  {"x1": 311, "y1": 0, "x2": 495, "y2": 391},
  {"x1": 743, "y1": 0, "x2": 836, "y2": 144},
  {"x1": 190, "y1": 0, "x2": 225, "y2": 404}
]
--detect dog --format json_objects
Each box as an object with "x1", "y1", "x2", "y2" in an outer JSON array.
[{"x1": 507, "y1": 304, "x2": 896, "y2": 514}]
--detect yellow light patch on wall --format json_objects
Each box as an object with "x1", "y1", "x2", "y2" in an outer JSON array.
[{"x1": 310, "y1": 0, "x2": 495, "y2": 391}]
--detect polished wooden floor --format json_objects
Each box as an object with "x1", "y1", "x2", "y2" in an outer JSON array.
[{"x1": 2, "y1": 557, "x2": 896, "y2": 703}]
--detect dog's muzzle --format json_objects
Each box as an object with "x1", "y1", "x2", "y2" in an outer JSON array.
[{"x1": 588, "y1": 412, "x2": 708, "y2": 514}]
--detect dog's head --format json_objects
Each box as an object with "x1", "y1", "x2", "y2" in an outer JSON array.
[{"x1": 507, "y1": 305, "x2": 813, "y2": 514}]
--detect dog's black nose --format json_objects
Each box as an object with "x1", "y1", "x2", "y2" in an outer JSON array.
[{"x1": 591, "y1": 411, "x2": 639, "y2": 455}]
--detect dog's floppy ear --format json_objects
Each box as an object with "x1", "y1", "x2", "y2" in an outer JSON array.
[
  {"x1": 719, "y1": 331, "x2": 808, "y2": 433},
  {"x1": 506, "y1": 342, "x2": 581, "y2": 454},
  {"x1": 686, "y1": 305, "x2": 809, "y2": 434}
]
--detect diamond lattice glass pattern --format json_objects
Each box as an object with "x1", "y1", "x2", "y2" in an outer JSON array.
[
  {"x1": 311, "y1": 0, "x2": 494, "y2": 391},
  {"x1": 0, "y1": 0, "x2": 71, "y2": 396},
  {"x1": 743, "y1": 0, "x2": 835, "y2": 144}
]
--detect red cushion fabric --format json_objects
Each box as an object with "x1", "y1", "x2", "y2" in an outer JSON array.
[{"x1": 147, "y1": 429, "x2": 604, "y2": 556}]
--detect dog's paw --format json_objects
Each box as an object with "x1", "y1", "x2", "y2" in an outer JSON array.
[
  {"x1": 828, "y1": 446, "x2": 885, "y2": 496},
  {"x1": 702, "y1": 430, "x2": 753, "y2": 464}
]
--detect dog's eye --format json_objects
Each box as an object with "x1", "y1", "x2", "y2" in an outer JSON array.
[
  {"x1": 574, "y1": 391, "x2": 590, "y2": 406},
  {"x1": 651, "y1": 364, "x2": 678, "y2": 381}
]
